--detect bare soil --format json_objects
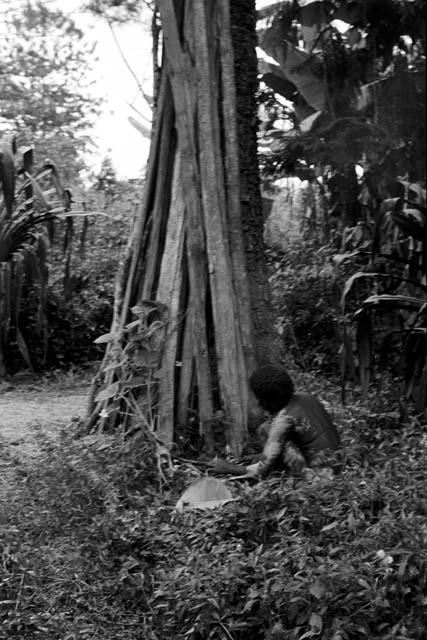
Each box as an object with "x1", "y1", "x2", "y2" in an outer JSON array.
[{"x1": 0, "y1": 376, "x2": 88, "y2": 454}]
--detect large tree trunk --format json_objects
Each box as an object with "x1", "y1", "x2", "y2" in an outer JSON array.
[
  {"x1": 87, "y1": 0, "x2": 277, "y2": 456},
  {"x1": 231, "y1": 0, "x2": 281, "y2": 366}
]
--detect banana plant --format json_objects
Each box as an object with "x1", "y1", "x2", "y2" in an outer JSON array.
[
  {"x1": 340, "y1": 191, "x2": 427, "y2": 408},
  {"x1": 0, "y1": 136, "x2": 72, "y2": 378}
]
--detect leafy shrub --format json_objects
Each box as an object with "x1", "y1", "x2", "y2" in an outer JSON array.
[
  {"x1": 4, "y1": 283, "x2": 112, "y2": 371},
  {"x1": 40, "y1": 175, "x2": 139, "y2": 369},
  {"x1": 267, "y1": 245, "x2": 343, "y2": 375},
  {"x1": 6, "y1": 173, "x2": 141, "y2": 372},
  {"x1": 0, "y1": 427, "x2": 161, "y2": 640},
  {"x1": 137, "y1": 423, "x2": 427, "y2": 640},
  {"x1": 1, "y1": 380, "x2": 426, "y2": 639},
  {"x1": 340, "y1": 189, "x2": 427, "y2": 408}
]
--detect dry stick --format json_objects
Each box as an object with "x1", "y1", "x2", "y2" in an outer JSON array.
[
  {"x1": 193, "y1": 0, "x2": 248, "y2": 454},
  {"x1": 156, "y1": 154, "x2": 186, "y2": 442},
  {"x1": 123, "y1": 393, "x2": 153, "y2": 434},
  {"x1": 106, "y1": 18, "x2": 147, "y2": 106},
  {"x1": 219, "y1": 622, "x2": 234, "y2": 640},
  {"x1": 123, "y1": 394, "x2": 171, "y2": 484},
  {"x1": 173, "y1": 456, "x2": 210, "y2": 467},
  {"x1": 14, "y1": 572, "x2": 25, "y2": 612},
  {"x1": 158, "y1": 0, "x2": 214, "y2": 446}
]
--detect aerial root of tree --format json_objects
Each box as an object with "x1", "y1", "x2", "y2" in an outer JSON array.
[{"x1": 86, "y1": 0, "x2": 263, "y2": 456}]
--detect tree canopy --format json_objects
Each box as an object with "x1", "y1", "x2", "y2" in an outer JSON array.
[
  {"x1": 257, "y1": 0, "x2": 425, "y2": 182},
  {"x1": 0, "y1": 0, "x2": 99, "y2": 181}
]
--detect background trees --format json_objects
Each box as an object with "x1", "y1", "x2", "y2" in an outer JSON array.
[
  {"x1": 0, "y1": 1, "x2": 132, "y2": 375},
  {"x1": 0, "y1": 0, "x2": 99, "y2": 182}
]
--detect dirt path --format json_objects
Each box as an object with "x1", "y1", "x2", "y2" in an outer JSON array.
[
  {"x1": 0, "y1": 375, "x2": 90, "y2": 516},
  {"x1": 0, "y1": 376, "x2": 89, "y2": 458}
]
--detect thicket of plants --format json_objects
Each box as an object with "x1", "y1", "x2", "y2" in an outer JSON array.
[
  {"x1": 18, "y1": 164, "x2": 141, "y2": 371},
  {"x1": 257, "y1": 0, "x2": 426, "y2": 409},
  {"x1": 1, "y1": 373, "x2": 425, "y2": 640},
  {"x1": 0, "y1": 146, "x2": 141, "y2": 373},
  {"x1": 0, "y1": 138, "x2": 75, "y2": 377}
]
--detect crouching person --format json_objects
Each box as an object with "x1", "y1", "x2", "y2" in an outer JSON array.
[{"x1": 246, "y1": 365, "x2": 341, "y2": 478}]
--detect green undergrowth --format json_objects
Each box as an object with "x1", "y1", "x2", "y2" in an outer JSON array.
[{"x1": 0, "y1": 381, "x2": 426, "y2": 639}]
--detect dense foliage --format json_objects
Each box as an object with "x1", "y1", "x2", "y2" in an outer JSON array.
[
  {"x1": 267, "y1": 243, "x2": 342, "y2": 375},
  {"x1": 0, "y1": 143, "x2": 140, "y2": 374},
  {"x1": 258, "y1": 0, "x2": 426, "y2": 406},
  {"x1": 1, "y1": 373, "x2": 426, "y2": 639},
  {"x1": 15, "y1": 164, "x2": 141, "y2": 371},
  {"x1": 0, "y1": 138, "x2": 73, "y2": 377}
]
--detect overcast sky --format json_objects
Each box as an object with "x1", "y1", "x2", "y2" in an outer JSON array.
[
  {"x1": 50, "y1": 0, "x2": 153, "y2": 179},
  {"x1": 61, "y1": 1, "x2": 269, "y2": 180},
  {"x1": 5, "y1": 1, "x2": 269, "y2": 179}
]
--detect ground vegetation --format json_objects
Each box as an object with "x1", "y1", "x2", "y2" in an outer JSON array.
[{"x1": 0, "y1": 371, "x2": 425, "y2": 640}]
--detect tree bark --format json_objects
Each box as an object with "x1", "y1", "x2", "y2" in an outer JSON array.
[{"x1": 230, "y1": 0, "x2": 281, "y2": 366}]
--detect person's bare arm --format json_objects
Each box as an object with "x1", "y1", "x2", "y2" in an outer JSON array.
[
  {"x1": 249, "y1": 410, "x2": 296, "y2": 478},
  {"x1": 208, "y1": 412, "x2": 298, "y2": 480}
]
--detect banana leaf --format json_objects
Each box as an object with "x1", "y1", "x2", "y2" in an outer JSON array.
[
  {"x1": 128, "y1": 115, "x2": 152, "y2": 139},
  {"x1": 0, "y1": 140, "x2": 73, "y2": 376},
  {"x1": 258, "y1": 14, "x2": 326, "y2": 112},
  {"x1": 359, "y1": 294, "x2": 424, "y2": 312},
  {"x1": 340, "y1": 271, "x2": 383, "y2": 313},
  {"x1": 298, "y1": 0, "x2": 328, "y2": 52}
]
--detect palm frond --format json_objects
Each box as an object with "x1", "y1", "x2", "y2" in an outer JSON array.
[{"x1": 0, "y1": 136, "x2": 73, "y2": 376}]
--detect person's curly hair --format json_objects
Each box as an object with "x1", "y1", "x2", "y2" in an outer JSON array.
[{"x1": 249, "y1": 365, "x2": 295, "y2": 413}]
